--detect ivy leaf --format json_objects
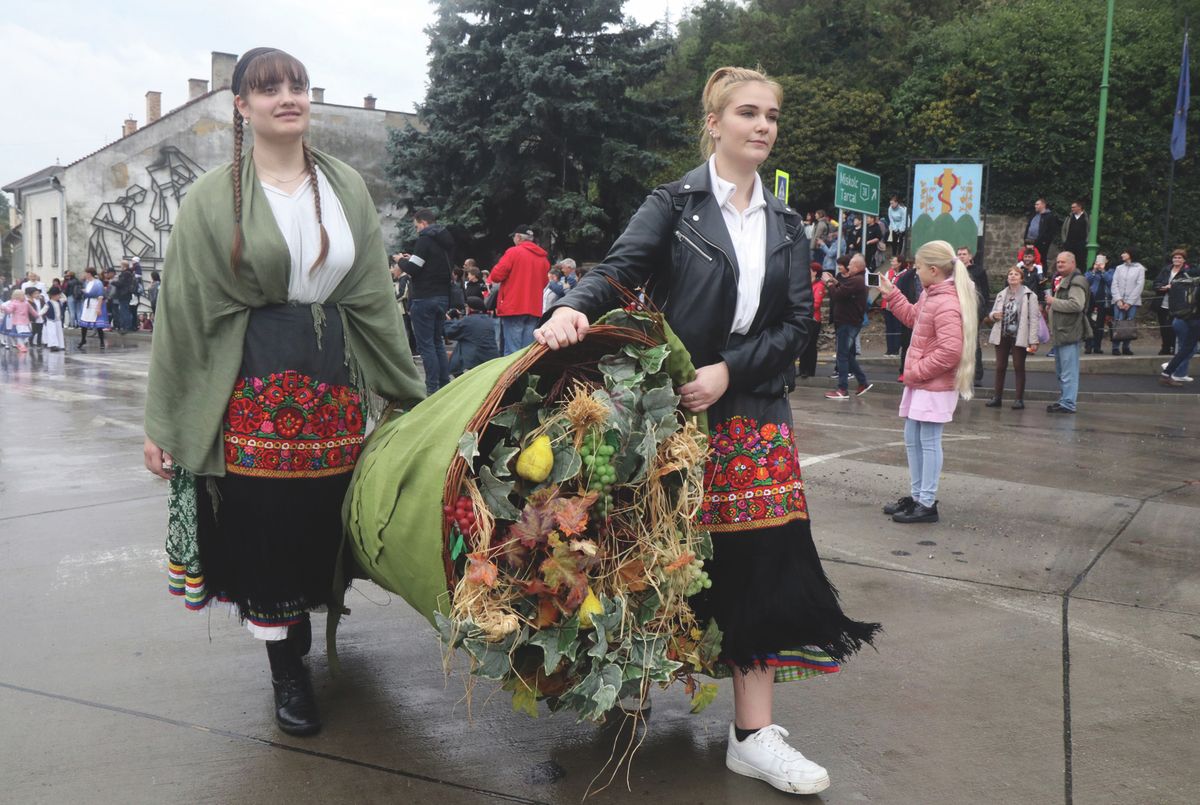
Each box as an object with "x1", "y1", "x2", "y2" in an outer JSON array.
[
  {"x1": 549, "y1": 442, "x2": 582, "y2": 484},
  {"x1": 512, "y1": 685, "x2": 539, "y2": 718},
  {"x1": 597, "y1": 386, "x2": 635, "y2": 436},
  {"x1": 635, "y1": 590, "x2": 661, "y2": 625},
  {"x1": 490, "y1": 407, "x2": 519, "y2": 430},
  {"x1": 588, "y1": 663, "x2": 623, "y2": 719},
  {"x1": 530, "y1": 627, "x2": 564, "y2": 675},
  {"x1": 633, "y1": 343, "x2": 669, "y2": 374},
  {"x1": 475, "y1": 644, "x2": 513, "y2": 680},
  {"x1": 489, "y1": 442, "x2": 520, "y2": 479},
  {"x1": 457, "y1": 431, "x2": 480, "y2": 464},
  {"x1": 640, "y1": 385, "x2": 679, "y2": 427},
  {"x1": 464, "y1": 552, "x2": 499, "y2": 587},
  {"x1": 434, "y1": 612, "x2": 460, "y2": 647},
  {"x1": 553, "y1": 493, "x2": 598, "y2": 537},
  {"x1": 689, "y1": 683, "x2": 719, "y2": 714},
  {"x1": 612, "y1": 427, "x2": 643, "y2": 483},
  {"x1": 522, "y1": 374, "x2": 544, "y2": 405},
  {"x1": 478, "y1": 466, "x2": 521, "y2": 520},
  {"x1": 598, "y1": 353, "x2": 641, "y2": 385}
]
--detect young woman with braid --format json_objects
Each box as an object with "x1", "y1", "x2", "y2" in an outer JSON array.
[{"x1": 143, "y1": 48, "x2": 424, "y2": 736}]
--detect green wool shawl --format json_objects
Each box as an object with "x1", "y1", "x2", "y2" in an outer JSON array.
[{"x1": 145, "y1": 148, "x2": 425, "y2": 477}]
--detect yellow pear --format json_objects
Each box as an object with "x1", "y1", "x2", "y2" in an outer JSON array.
[
  {"x1": 578, "y1": 588, "x2": 603, "y2": 628},
  {"x1": 515, "y1": 434, "x2": 554, "y2": 482}
]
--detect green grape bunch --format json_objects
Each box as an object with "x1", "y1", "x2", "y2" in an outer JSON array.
[{"x1": 580, "y1": 430, "x2": 617, "y2": 516}]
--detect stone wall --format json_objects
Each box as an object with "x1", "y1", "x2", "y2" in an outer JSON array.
[
  {"x1": 982, "y1": 213, "x2": 1028, "y2": 276},
  {"x1": 60, "y1": 90, "x2": 420, "y2": 275}
]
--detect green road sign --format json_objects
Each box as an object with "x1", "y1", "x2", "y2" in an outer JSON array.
[{"x1": 835, "y1": 163, "x2": 881, "y2": 216}]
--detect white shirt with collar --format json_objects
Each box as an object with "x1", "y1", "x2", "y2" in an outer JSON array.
[{"x1": 707, "y1": 156, "x2": 767, "y2": 335}]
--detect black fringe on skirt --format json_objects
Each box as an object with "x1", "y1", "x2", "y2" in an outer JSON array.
[
  {"x1": 692, "y1": 517, "x2": 882, "y2": 672},
  {"x1": 196, "y1": 473, "x2": 356, "y2": 626}
]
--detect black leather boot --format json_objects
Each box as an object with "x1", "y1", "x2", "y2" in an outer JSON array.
[
  {"x1": 287, "y1": 613, "x2": 312, "y2": 657},
  {"x1": 267, "y1": 640, "x2": 321, "y2": 736}
]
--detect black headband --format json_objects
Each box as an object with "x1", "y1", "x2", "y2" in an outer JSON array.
[{"x1": 231, "y1": 47, "x2": 281, "y2": 96}]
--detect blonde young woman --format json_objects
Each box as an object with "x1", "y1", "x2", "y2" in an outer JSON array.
[
  {"x1": 536, "y1": 67, "x2": 878, "y2": 796},
  {"x1": 877, "y1": 241, "x2": 978, "y2": 524},
  {"x1": 983, "y1": 266, "x2": 1041, "y2": 409},
  {"x1": 143, "y1": 48, "x2": 423, "y2": 737}
]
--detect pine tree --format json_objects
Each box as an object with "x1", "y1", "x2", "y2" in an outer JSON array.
[{"x1": 388, "y1": 0, "x2": 678, "y2": 259}]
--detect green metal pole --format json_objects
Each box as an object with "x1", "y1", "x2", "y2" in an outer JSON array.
[{"x1": 1086, "y1": 0, "x2": 1116, "y2": 270}]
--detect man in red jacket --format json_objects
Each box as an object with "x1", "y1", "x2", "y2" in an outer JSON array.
[{"x1": 490, "y1": 224, "x2": 550, "y2": 354}]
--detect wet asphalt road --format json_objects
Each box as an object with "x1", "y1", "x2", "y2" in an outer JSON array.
[{"x1": 1, "y1": 337, "x2": 1197, "y2": 804}]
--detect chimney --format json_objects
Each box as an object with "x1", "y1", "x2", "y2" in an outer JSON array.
[
  {"x1": 311, "y1": 87, "x2": 325, "y2": 104},
  {"x1": 212, "y1": 51, "x2": 237, "y2": 90},
  {"x1": 364, "y1": 94, "x2": 377, "y2": 110},
  {"x1": 188, "y1": 78, "x2": 209, "y2": 100},
  {"x1": 122, "y1": 118, "x2": 138, "y2": 137},
  {"x1": 145, "y1": 91, "x2": 162, "y2": 124}
]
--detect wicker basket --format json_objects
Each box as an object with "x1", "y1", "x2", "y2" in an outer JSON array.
[{"x1": 437, "y1": 324, "x2": 659, "y2": 593}]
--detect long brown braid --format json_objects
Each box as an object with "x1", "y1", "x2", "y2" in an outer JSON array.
[
  {"x1": 301, "y1": 142, "x2": 330, "y2": 273},
  {"x1": 230, "y1": 108, "x2": 245, "y2": 271}
]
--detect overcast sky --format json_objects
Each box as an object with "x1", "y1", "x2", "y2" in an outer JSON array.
[{"x1": 2, "y1": 0, "x2": 682, "y2": 190}]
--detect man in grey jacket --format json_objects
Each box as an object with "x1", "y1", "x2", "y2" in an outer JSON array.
[{"x1": 1045, "y1": 252, "x2": 1090, "y2": 413}]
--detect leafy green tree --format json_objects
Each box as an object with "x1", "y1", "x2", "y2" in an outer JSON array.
[
  {"x1": 388, "y1": 0, "x2": 677, "y2": 259},
  {"x1": 764, "y1": 77, "x2": 891, "y2": 210},
  {"x1": 886, "y1": 0, "x2": 1200, "y2": 263}
]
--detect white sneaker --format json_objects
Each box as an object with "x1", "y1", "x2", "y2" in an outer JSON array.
[
  {"x1": 725, "y1": 723, "x2": 831, "y2": 795},
  {"x1": 1172, "y1": 374, "x2": 1195, "y2": 382}
]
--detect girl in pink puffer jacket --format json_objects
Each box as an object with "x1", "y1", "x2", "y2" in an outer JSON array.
[
  {"x1": 877, "y1": 240, "x2": 978, "y2": 523},
  {"x1": 1, "y1": 289, "x2": 36, "y2": 353}
]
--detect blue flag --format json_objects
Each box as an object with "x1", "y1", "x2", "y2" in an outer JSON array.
[{"x1": 1171, "y1": 33, "x2": 1190, "y2": 161}]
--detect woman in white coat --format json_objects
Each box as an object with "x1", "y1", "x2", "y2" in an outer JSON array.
[
  {"x1": 1109, "y1": 249, "x2": 1145, "y2": 355},
  {"x1": 984, "y1": 266, "x2": 1041, "y2": 409}
]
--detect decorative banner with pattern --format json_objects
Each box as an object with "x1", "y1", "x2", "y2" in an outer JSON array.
[{"x1": 910, "y1": 163, "x2": 984, "y2": 254}]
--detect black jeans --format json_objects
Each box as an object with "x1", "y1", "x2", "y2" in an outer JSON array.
[{"x1": 1157, "y1": 306, "x2": 1176, "y2": 353}]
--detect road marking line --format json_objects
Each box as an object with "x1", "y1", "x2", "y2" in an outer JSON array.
[{"x1": 799, "y1": 434, "x2": 989, "y2": 467}]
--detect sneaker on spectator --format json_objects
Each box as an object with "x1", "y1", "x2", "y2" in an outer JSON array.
[
  {"x1": 1172, "y1": 374, "x2": 1194, "y2": 382},
  {"x1": 824, "y1": 389, "x2": 849, "y2": 400},
  {"x1": 856, "y1": 383, "x2": 874, "y2": 396},
  {"x1": 725, "y1": 723, "x2": 830, "y2": 795}
]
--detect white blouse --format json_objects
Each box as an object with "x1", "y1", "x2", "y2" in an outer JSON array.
[
  {"x1": 707, "y1": 156, "x2": 767, "y2": 334},
  {"x1": 261, "y1": 166, "x2": 356, "y2": 304}
]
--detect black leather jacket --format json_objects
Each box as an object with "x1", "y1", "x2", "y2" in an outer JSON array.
[{"x1": 547, "y1": 162, "x2": 814, "y2": 397}]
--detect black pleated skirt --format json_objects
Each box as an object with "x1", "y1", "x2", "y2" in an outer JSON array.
[
  {"x1": 197, "y1": 304, "x2": 365, "y2": 629},
  {"x1": 692, "y1": 388, "x2": 880, "y2": 678}
]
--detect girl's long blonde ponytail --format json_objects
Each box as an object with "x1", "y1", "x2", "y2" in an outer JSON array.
[{"x1": 950, "y1": 257, "x2": 979, "y2": 400}]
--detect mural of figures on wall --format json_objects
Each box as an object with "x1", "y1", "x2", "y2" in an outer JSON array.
[
  {"x1": 86, "y1": 146, "x2": 207, "y2": 271},
  {"x1": 147, "y1": 146, "x2": 205, "y2": 252},
  {"x1": 87, "y1": 185, "x2": 157, "y2": 270}
]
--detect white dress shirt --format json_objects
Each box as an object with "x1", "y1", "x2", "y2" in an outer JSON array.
[
  {"x1": 707, "y1": 156, "x2": 767, "y2": 335},
  {"x1": 261, "y1": 166, "x2": 356, "y2": 304}
]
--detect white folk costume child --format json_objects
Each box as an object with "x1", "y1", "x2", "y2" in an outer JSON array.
[
  {"x1": 44, "y1": 290, "x2": 66, "y2": 351},
  {"x1": 143, "y1": 48, "x2": 423, "y2": 737}
]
